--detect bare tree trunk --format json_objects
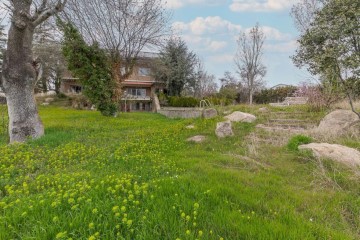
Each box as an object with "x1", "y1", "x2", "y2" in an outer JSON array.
[
  {"x1": 249, "y1": 91, "x2": 253, "y2": 105},
  {"x1": 2, "y1": 12, "x2": 44, "y2": 143}
]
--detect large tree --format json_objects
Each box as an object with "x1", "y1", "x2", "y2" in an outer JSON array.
[
  {"x1": 292, "y1": 0, "x2": 360, "y2": 118},
  {"x1": 63, "y1": 0, "x2": 170, "y2": 100},
  {"x1": 153, "y1": 37, "x2": 198, "y2": 97},
  {"x1": 1, "y1": 0, "x2": 67, "y2": 143},
  {"x1": 235, "y1": 23, "x2": 266, "y2": 105}
]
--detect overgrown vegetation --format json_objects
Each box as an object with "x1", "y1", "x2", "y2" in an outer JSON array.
[
  {"x1": 287, "y1": 135, "x2": 313, "y2": 152},
  {"x1": 61, "y1": 23, "x2": 117, "y2": 116},
  {"x1": 0, "y1": 106, "x2": 359, "y2": 239},
  {"x1": 254, "y1": 86, "x2": 297, "y2": 104},
  {"x1": 167, "y1": 96, "x2": 199, "y2": 108},
  {"x1": 293, "y1": 0, "x2": 360, "y2": 118}
]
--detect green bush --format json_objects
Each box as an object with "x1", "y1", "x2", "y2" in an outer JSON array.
[
  {"x1": 287, "y1": 135, "x2": 313, "y2": 152},
  {"x1": 168, "y1": 96, "x2": 199, "y2": 107},
  {"x1": 56, "y1": 93, "x2": 68, "y2": 99},
  {"x1": 207, "y1": 97, "x2": 233, "y2": 106},
  {"x1": 254, "y1": 86, "x2": 297, "y2": 104}
]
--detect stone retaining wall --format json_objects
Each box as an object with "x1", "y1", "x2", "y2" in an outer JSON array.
[{"x1": 158, "y1": 107, "x2": 203, "y2": 119}]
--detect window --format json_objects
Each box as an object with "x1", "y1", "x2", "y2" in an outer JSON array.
[
  {"x1": 138, "y1": 67, "x2": 151, "y2": 76},
  {"x1": 70, "y1": 85, "x2": 82, "y2": 93},
  {"x1": 127, "y1": 88, "x2": 146, "y2": 97}
]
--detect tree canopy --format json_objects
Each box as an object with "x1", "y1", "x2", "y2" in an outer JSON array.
[
  {"x1": 153, "y1": 38, "x2": 198, "y2": 97},
  {"x1": 234, "y1": 23, "x2": 266, "y2": 105},
  {"x1": 293, "y1": 0, "x2": 360, "y2": 117},
  {"x1": 61, "y1": 23, "x2": 116, "y2": 116}
]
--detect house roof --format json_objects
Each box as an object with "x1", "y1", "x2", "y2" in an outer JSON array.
[{"x1": 270, "y1": 84, "x2": 295, "y2": 89}]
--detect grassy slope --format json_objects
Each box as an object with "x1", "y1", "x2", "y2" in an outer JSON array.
[{"x1": 0, "y1": 105, "x2": 359, "y2": 240}]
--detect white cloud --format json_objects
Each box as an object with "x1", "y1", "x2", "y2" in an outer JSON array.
[
  {"x1": 230, "y1": 0, "x2": 298, "y2": 12},
  {"x1": 166, "y1": 0, "x2": 185, "y2": 9},
  {"x1": 209, "y1": 41, "x2": 227, "y2": 51},
  {"x1": 209, "y1": 54, "x2": 234, "y2": 63},
  {"x1": 243, "y1": 26, "x2": 292, "y2": 41},
  {"x1": 172, "y1": 16, "x2": 241, "y2": 52},
  {"x1": 166, "y1": 0, "x2": 226, "y2": 9},
  {"x1": 173, "y1": 16, "x2": 242, "y2": 36},
  {"x1": 265, "y1": 40, "x2": 298, "y2": 53}
]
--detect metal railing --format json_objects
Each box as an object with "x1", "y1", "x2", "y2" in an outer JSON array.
[{"x1": 199, "y1": 99, "x2": 212, "y2": 108}]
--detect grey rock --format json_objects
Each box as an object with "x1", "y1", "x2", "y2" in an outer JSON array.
[
  {"x1": 215, "y1": 120, "x2": 234, "y2": 138},
  {"x1": 225, "y1": 111, "x2": 256, "y2": 123},
  {"x1": 316, "y1": 110, "x2": 359, "y2": 135},
  {"x1": 203, "y1": 108, "x2": 218, "y2": 119},
  {"x1": 299, "y1": 143, "x2": 360, "y2": 167},
  {"x1": 258, "y1": 107, "x2": 269, "y2": 112},
  {"x1": 187, "y1": 135, "x2": 206, "y2": 143}
]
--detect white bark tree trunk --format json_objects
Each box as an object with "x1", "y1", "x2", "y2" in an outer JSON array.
[{"x1": 1, "y1": 3, "x2": 44, "y2": 143}]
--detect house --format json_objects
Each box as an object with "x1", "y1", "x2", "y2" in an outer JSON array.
[
  {"x1": 60, "y1": 52, "x2": 165, "y2": 112},
  {"x1": 60, "y1": 69, "x2": 82, "y2": 94}
]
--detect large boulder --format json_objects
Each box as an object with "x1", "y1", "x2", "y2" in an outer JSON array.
[
  {"x1": 187, "y1": 135, "x2": 206, "y2": 143},
  {"x1": 299, "y1": 143, "x2": 360, "y2": 167},
  {"x1": 225, "y1": 111, "x2": 256, "y2": 123},
  {"x1": 203, "y1": 108, "x2": 218, "y2": 119},
  {"x1": 317, "y1": 110, "x2": 359, "y2": 135},
  {"x1": 215, "y1": 121, "x2": 234, "y2": 138}
]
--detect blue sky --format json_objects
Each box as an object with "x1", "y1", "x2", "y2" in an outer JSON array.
[{"x1": 165, "y1": 0, "x2": 310, "y2": 87}]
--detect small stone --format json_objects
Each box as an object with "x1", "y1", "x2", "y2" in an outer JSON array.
[
  {"x1": 45, "y1": 98, "x2": 54, "y2": 103},
  {"x1": 187, "y1": 135, "x2": 206, "y2": 143},
  {"x1": 203, "y1": 108, "x2": 218, "y2": 119},
  {"x1": 186, "y1": 125, "x2": 195, "y2": 129},
  {"x1": 215, "y1": 121, "x2": 234, "y2": 138},
  {"x1": 41, "y1": 102, "x2": 50, "y2": 106},
  {"x1": 258, "y1": 107, "x2": 269, "y2": 112}
]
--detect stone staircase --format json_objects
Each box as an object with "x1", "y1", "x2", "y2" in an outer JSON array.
[
  {"x1": 247, "y1": 110, "x2": 318, "y2": 146},
  {"x1": 256, "y1": 111, "x2": 317, "y2": 132},
  {"x1": 270, "y1": 97, "x2": 308, "y2": 107}
]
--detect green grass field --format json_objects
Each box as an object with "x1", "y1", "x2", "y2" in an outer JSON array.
[{"x1": 0, "y1": 105, "x2": 359, "y2": 239}]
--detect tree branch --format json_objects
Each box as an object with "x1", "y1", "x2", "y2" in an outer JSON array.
[{"x1": 33, "y1": 0, "x2": 67, "y2": 26}]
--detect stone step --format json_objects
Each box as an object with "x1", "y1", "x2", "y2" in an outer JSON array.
[
  {"x1": 268, "y1": 123, "x2": 315, "y2": 128},
  {"x1": 268, "y1": 119, "x2": 310, "y2": 123},
  {"x1": 256, "y1": 124, "x2": 308, "y2": 132}
]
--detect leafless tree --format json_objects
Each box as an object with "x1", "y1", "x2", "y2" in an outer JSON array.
[
  {"x1": 235, "y1": 23, "x2": 266, "y2": 105},
  {"x1": 192, "y1": 62, "x2": 218, "y2": 98},
  {"x1": 33, "y1": 20, "x2": 66, "y2": 93},
  {"x1": 290, "y1": 0, "x2": 324, "y2": 33},
  {"x1": 63, "y1": 0, "x2": 170, "y2": 99},
  {"x1": 1, "y1": 0, "x2": 67, "y2": 143}
]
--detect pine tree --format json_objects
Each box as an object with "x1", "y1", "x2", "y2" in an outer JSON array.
[{"x1": 153, "y1": 38, "x2": 198, "y2": 97}]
